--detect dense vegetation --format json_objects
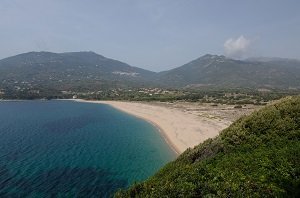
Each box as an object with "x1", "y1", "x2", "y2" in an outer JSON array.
[
  {"x1": 0, "y1": 51, "x2": 156, "y2": 97},
  {"x1": 159, "y1": 54, "x2": 300, "y2": 89},
  {"x1": 0, "y1": 52, "x2": 300, "y2": 100},
  {"x1": 62, "y1": 88, "x2": 296, "y2": 104},
  {"x1": 116, "y1": 96, "x2": 300, "y2": 197}
]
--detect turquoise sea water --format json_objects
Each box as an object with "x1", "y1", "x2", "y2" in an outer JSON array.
[{"x1": 0, "y1": 100, "x2": 176, "y2": 197}]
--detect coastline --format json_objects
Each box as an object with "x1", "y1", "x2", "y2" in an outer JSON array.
[
  {"x1": 74, "y1": 99, "x2": 231, "y2": 154},
  {"x1": 0, "y1": 99, "x2": 27, "y2": 102}
]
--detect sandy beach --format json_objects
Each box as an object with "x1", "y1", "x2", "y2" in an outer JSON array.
[{"x1": 73, "y1": 99, "x2": 263, "y2": 154}]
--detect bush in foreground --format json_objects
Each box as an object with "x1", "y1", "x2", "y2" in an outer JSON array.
[{"x1": 116, "y1": 96, "x2": 300, "y2": 197}]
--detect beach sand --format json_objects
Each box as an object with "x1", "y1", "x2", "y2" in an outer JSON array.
[{"x1": 74, "y1": 99, "x2": 262, "y2": 155}]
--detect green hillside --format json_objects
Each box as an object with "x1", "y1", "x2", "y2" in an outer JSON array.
[
  {"x1": 116, "y1": 96, "x2": 300, "y2": 197},
  {"x1": 0, "y1": 51, "x2": 156, "y2": 95},
  {"x1": 1, "y1": 52, "x2": 300, "y2": 99},
  {"x1": 158, "y1": 54, "x2": 300, "y2": 89}
]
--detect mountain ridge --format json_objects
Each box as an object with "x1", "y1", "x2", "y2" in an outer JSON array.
[
  {"x1": 0, "y1": 51, "x2": 300, "y2": 98},
  {"x1": 158, "y1": 54, "x2": 300, "y2": 89},
  {"x1": 0, "y1": 51, "x2": 157, "y2": 95}
]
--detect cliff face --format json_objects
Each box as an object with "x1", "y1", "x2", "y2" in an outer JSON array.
[{"x1": 116, "y1": 96, "x2": 300, "y2": 197}]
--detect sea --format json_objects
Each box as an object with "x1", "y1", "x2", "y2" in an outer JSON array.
[{"x1": 0, "y1": 100, "x2": 176, "y2": 197}]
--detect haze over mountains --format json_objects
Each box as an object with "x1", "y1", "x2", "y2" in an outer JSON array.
[
  {"x1": 0, "y1": 51, "x2": 156, "y2": 92},
  {"x1": 159, "y1": 54, "x2": 300, "y2": 89},
  {"x1": 0, "y1": 51, "x2": 300, "y2": 95}
]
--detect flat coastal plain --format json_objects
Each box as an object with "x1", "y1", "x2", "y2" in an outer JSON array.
[{"x1": 76, "y1": 100, "x2": 261, "y2": 154}]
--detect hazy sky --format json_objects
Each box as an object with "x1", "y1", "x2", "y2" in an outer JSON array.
[{"x1": 1, "y1": 0, "x2": 299, "y2": 71}]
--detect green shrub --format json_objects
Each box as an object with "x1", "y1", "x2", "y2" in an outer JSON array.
[{"x1": 116, "y1": 96, "x2": 300, "y2": 197}]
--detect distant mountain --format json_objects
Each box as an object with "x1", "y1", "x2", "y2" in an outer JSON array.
[
  {"x1": 0, "y1": 51, "x2": 156, "y2": 93},
  {"x1": 245, "y1": 56, "x2": 300, "y2": 63},
  {"x1": 0, "y1": 52, "x2": 299, "y2": 99},
  {"x1": 158, "y1": 54, "x2": 300, "y2": 89}
]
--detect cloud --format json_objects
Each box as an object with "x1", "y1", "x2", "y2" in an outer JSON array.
[{"x1": 224, "y1": 35, "x2": 251, "y2": 59}]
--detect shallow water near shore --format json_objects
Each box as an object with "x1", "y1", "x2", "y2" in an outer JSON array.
[{"x1": 0, "y1": 100, "x2": 176, "y2": 197}]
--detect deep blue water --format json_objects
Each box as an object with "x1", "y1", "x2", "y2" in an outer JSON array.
[{"x1": 0, "y1": 100, "x2": 176, "y2": 197}]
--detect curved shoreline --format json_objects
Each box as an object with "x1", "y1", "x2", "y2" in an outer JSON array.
[
  {"x1": 74, "y1": 99, "x2": 231, "y2": 155},
  {"x1": 75, "y1": 99, "x2": 180, "y2": 154},
  {"x1": 127, "y1": 113, "x2": 181, "y2": 155}
]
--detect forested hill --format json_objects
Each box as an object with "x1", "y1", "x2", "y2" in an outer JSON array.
[
  {"x1": 158, "y1": 54, "x2": 300, "y2": 89},
  {"x1": 0, "y1": 51, "x2": 156, "y2": 93},
  {"x1": 0, "y1": 52, "x2": 300, "y2": 99},
  {"x1": 116, "y1": 96, "x2": 300, "y2": 197}
]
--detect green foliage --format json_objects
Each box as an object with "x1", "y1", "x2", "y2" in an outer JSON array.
[
  {"x1": 0, "y1": 51, "x2": 157, "y2": 99},
  {"x1": 116, "y1": 96, "x2": 300, "y2": 197},
  {"x1": 158, "y1": 54, "x2": 300, "y2": 89},
  {"x1": 1, "y1": 52, "x2": 300, "y2": 100}
]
